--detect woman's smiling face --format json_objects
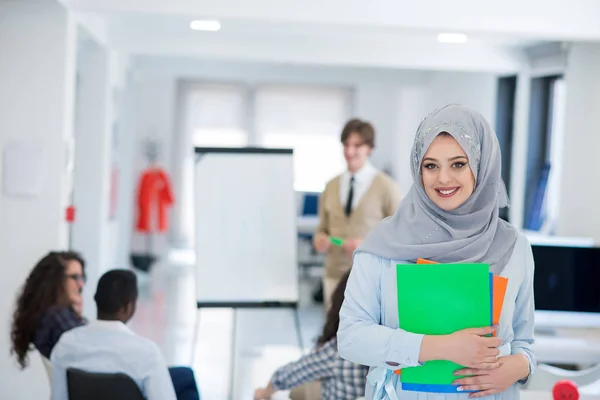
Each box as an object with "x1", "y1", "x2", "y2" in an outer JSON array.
[{"x1": 421, "y1": 133, "x2": 475, "y2": 211}]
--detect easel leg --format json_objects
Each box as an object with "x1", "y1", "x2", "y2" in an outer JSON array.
[
  {"x1": 228, "y1": 308, "x2": 237, "y2": 400},
  {"x1": 293, "y1": 306, "x2": 304, "y2": 352}
]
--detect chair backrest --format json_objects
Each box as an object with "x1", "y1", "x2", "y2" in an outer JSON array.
[
  {"x1": 67, "y1": 368, "x2": 145, "y2": 400},
  {"x1": 302, "y1": 193, "x2": 319, "y2": 216}
]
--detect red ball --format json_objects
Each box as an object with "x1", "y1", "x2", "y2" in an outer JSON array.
[{"x1": 553, "y1": 380, "x2": 579, "y2": 400}]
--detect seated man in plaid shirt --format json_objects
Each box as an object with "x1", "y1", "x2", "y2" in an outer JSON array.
[{"x1": 254, "y1": 271, "x2": 367, "y2": 400}]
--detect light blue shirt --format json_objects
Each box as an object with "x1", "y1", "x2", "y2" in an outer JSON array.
[
  {"x1": 50, "y1": 320, "x2": 177, "y2": 400},
  {"x1": 338, "y1": 232, "x2": 536, "y2": 399}
]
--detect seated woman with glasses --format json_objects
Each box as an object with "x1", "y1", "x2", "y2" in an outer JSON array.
[{"x1": 11, "y1": 251, "x2": 86, "y2": 366}]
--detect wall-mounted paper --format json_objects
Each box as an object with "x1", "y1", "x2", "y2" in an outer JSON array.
[{"x1": 2, "y1": 141, "x2": 45, "y2": 197}]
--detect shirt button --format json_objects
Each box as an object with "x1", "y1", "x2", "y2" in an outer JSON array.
[{"x1": 405, "y1": 357, "x2": 411, "y2": 364}]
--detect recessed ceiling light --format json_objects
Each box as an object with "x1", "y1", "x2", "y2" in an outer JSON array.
[
  {"x1": 437, "y1": 33, "x2": 468, "y2": 44},
  {"x1": 190, "y1": 20, "x2": 221, "y2": 32}
]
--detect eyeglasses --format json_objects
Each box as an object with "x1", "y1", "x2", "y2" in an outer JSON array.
[{"x1": 66, "y1": 273, "x2": 86, "y2": 284}]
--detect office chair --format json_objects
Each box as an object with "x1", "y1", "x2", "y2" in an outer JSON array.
[
  {"x1": 298, "y1": 192, "x2": 323, "y2": 271},
  {"x1": 297, "y1": 192, "x2": 326, "y2": 302},
  {"x1": 298, "y1": 192, "x2": 319, "y2": 239},
  {"x1": 67, "y1": 368, "x2": 145, "y2": 400}
]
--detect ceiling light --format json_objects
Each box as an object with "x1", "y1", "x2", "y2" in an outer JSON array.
[
  {"x1": 437, "y1": 33, "x2": 468, "y2": 44},
  {"x1": 190, "y1": 20, "x2": 221, "y2": 32}
]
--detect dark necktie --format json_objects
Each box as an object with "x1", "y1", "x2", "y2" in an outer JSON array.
[{"x1": 345, "y1": 176, "x2": 355, "y2": 217}]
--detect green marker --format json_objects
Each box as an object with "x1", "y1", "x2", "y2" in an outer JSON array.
[{"x1": 330, "y1": 236, "x2": 344, "y2": 246}]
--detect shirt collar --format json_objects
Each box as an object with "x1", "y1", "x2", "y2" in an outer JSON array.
[
  {"x1": 88, "y1": 319, "x2": 133, "y2": 333},
  {"x1": 347, "y1": 161, "x2": 376, "y2": 182}
]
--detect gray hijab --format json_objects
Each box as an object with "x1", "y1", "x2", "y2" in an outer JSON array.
[{"x1": 357, "y1": 104, "x2": 518, "y2": 274}]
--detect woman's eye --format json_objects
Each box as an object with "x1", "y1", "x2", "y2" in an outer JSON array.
[
  {"x1": 423, "y1": 163, "x2": 437, "y2": 170},
  {"x1": 452, "y1": 162, "x2": 466, "y2": 168}
]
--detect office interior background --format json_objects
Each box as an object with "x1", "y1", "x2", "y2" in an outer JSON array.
[{"x1": 2, "y1": 0, "x2": 600, "y2": 399}]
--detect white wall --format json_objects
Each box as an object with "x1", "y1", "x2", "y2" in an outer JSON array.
[
  {"x1": 427, "y1": 71, "x2": 497, "y2": 127},
  {"x1": 112, "y1": 56, "x2": 137, "y2": 269},
  {"x1": 71, "y1": 28, "x2": 132, "y2": 277},
  {"x1": 0, "y1": 1, "x2": 76, "y2": 398},
  {"x1": 126, "y1": 56, "x2": 498, "y2": 246},
  {"x1": 556, "y1": 43, "x2": 600, "y2": 242},
  {"x1": 71, "y1": 29, "x2": 114, "y2": 317}
]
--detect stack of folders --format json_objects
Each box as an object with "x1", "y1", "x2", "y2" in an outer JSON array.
[{"x1": 393, "y1": 258, "x2": 508, "y2": 393}]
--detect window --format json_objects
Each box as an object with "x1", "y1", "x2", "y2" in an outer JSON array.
[
  {"x1": 184, "y1": 83, "x2": 248, "y2": 147},
  {"x1": 542, "y1": 77, "x2": 566, "y2": 234},
  {"x1": 495, "y1": 76, "x2": 517, "y2": 222},
  {"x1": 255, "y1": 85, "x2": 351, "y2": 192},
  {"x1": 524, "y1": 75, "x2": 565, "y2": 232}
]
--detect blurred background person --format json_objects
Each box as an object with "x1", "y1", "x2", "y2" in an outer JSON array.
[
  {"x1": 312, "y1": 118, "x2": 402, "y2": 309},
  {"x1": 11, "y1": 251, "x2": 86, "y2": 367},
  {"x1": 254, "y1": 271, "x2": 367, "y2": 400}
]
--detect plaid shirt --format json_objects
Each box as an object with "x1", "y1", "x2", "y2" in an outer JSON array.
[
  {"x1": 271, "y1": 339, "x2": 367, "y2": 400},
  {"x1": 33, "y1": 306, "x2": 84, "y2": 359}
]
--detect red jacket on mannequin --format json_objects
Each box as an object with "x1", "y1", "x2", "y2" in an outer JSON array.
[{"x1": 135, "y1": 167, "x2": 174, "y2": 233}]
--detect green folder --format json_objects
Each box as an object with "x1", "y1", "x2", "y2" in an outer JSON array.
[{"x1": 396, "y1": 263, "x2": 491, "y2": 393}]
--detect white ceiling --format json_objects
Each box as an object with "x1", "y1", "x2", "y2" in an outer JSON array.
[{"x1": 61, "y1": 0, "x2": 600, "y2": 73}]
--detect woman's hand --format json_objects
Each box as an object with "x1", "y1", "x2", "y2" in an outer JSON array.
[
  {"x1": 452, "y1": 354, "x2": 530, "y2": 397},
  {"x1": 443, "y1": 326, "x2": 502, "y2": 369},
  {"x1": 313, "y1": 233, "x2": 331, "y2": 253}
]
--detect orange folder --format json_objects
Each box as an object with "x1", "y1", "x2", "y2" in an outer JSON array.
[{"x1": 393, "y1": 259, "x2": 508, "y2": 376}]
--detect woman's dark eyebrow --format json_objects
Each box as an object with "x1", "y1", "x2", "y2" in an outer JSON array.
[{"x1": 423, "y1": 156, "x2": 467, "y2": 163}]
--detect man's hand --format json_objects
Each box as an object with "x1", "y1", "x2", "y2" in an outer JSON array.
[
  {"x1": 254, "y1": 383, "x2": 275, "y2": 400},
  {"x1": 313, "y1": 232, "x2": 331, "y2": 253},
  {"x1": 342, "y1": 238, "x2": 362, "y2": 254}
]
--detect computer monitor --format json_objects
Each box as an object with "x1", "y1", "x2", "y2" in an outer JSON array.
[{"x1": 532, "y1": 243, "x2": 600, "y2": 328}]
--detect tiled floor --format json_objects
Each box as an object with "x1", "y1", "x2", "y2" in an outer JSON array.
[{"x1": 129, "y1": 260, "x2": 325, "y2": 400}]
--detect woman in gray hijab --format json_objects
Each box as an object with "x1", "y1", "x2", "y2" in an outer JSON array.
[{"x1": 338, "y1": 104, "x2": 535, "y2": 399}]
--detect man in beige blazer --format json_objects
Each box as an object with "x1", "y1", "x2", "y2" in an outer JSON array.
[{"x1": 313, "y1": 118, "x2": 402, "y2": 309}]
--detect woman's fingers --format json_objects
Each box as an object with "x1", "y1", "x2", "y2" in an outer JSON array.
[
  {"x1": 476, "y1": 361, "x2": 501, "y2": 370},
  {"x1": 458, "y1": 384, "x2": 489, "y2": 392},
  {"x1": 454, "y1": 375, "x2": 493, "y2": 392},
  {"x1": 480, "y1": 356, "x2": 502, "y2": 365},
  {"x1": 468, "y1": 389, "x2": 499, "y2": 398}
]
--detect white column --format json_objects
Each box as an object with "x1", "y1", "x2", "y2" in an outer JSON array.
[
  {"x1": 0, "y1": 0, "x2": 76, "y2": 398},
  {"x1": 556, "y1": 44, "x2": 600, "y2": 242},
  {"x1": 171, "y1": 80, "x2": 194, "y2": 247},
  {"x1": 115, "y1": 67, "x2": 137, "y2": 269},
  {"x1": 509, "y1": 68, "x2": 532, "y2": 229},
  {"x1": 70, "y1": 31, "x2": 112, "y2": 317}
]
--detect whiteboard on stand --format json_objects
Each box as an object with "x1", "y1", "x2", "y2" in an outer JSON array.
[{"x1": 193, "y1": 147, "x2": 299, "y2": 307}]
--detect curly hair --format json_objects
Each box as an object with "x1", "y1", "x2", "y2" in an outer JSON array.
[{"x1": 11, "y1": 251, "x2": 85, "y2": 369}]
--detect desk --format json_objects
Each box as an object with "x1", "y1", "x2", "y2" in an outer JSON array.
[
  {"x1": 533, "y1": 322, "x2": 600, "y2": 366},
  {"x1": 534, "y1": 335, "x2": 600, "y2": 365},
  {"x1": 297, "y1": 216, "x2": 319, "y2": 235}
]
